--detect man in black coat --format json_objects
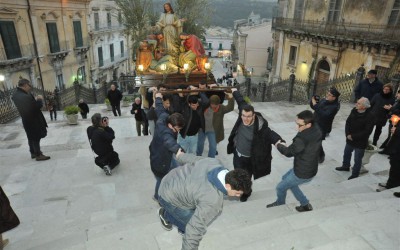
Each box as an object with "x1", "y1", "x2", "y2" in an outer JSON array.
[
  {"x1": 267, "y1": 110, "x2": 322, "y2": 212},
  {"x1": 310, "y1": 87, "x2": 341, "y2": 163},
  {"x1": 227, "y1": 89, "x2": 283, "y2": 202},
  {"x1": 131, "y1": 97, "x2": 148, "y2": 136},
  {"x1": 107, "y1": 84, "x2": 123, "y2": 116},
  {"x1": 336, "y1": 97, "x2": 375, "y2": 179},
  {"x1": 12, "y1": 78, "x2": 50, "y2": 161},
  {"x1": 87, "y1": 113, "x2": 120, "y2": 175},
  {"x1": 354, "y1": 69, "x2": 383, "y2": 101}
]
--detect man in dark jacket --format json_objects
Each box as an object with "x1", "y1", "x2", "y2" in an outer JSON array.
[
  {"x1": 78, "y1": 99, "x2": 90, "y2": 119},
  {"x1": 149, "y1": 92, "x2": 185, "y2": 200},
  {"x1": 12, "y1": 78, "x2": 50, "y2": 161},
  {"x1": 354, "y1": 69, "x2": 383, "y2": 101},
  {"x1": 227, "y1": 89, "x2": 283, "y2": 202},
  {"x1": 87, "y1": 113, "x2": 120, "y2": 175},
  {"x1": 131, "y1": 97, "x2": 148, "y2": 136},
  {"x1": 267, "y1": 110, "x2": 322, "y2": 212},
  {"x1": 336, "y1": 97, "x2": 375, "y2": 179},
  {"x1": 107, "y1": 84, "x2": 123, "y2": 116},
  {"x1": 310, "y1": 87, "x2": 341, "y2": 163}
]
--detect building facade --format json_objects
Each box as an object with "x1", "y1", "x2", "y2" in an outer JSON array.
[
  {"x1": 204, "y1": 27, "x2": 233, "y2": 60},
  {"x1": 88, "y1": 0, "x2": 128, "y2": 88},
  {"x1": 272, "y1": 0, "x2": 400, "y2": 83},
  {"x1": 0, "y1": 0, "x2": 91, "y2": 91},
  {"x1": 232, "y1": 12, "x2": 273, "y2": 79}
]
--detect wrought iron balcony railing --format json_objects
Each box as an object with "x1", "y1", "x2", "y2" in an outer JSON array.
[
  {"x1": 98, "y1": 52, "x2": 128, "y2": 68},
  {"x1": 272, "y1": 17, "x2": 400, "y2": 44},
  {"x1": 0, "y1": 44, "x2": 35, "y2": 62}
]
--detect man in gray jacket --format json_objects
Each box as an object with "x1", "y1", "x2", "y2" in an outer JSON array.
[
  {"x1": 267, "y1": 110, "x2": 322, "y2": 212},
  {"x1": 158, "y1": 150, "x2": 252, "y2": 249}
]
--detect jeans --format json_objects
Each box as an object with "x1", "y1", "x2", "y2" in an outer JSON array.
[
  {"x1": 178, "y1": 134, "x2": 198, "y2": 154},
  {"x1": 276, "y1": 169, "x2": 312, "y2": 206},
  {"x1": 342, "y1": 143, "x2": 365, "y2": 177},
  {"x1": 158, "y1": 196, "x2": 194, "y2": 233},
  {"x1": 135, "y1": 120, "x2": 147, "y2": 136},
  {"x1": 196, "y1": 130, "x2": 217, "y2": 158}
]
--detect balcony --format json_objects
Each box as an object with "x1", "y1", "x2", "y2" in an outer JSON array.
[
  {"x1": 47, "y1": 40, "x2": 69, "y2": 61},
  {"x1": 272, "y1": 17, "x2": 400, "y2": 45},
  {"x1": 0, "y1": 44, "x2": 35, "y2": 68},
  {"x1": 92, "y1": 24, "x2": 125, "y2": 34},
  {"x1": 98, "y1": 52, "x2": 128, "y2": 69},
  {"x1": 73, "y1": 37, "x2": 90, "y2": 56}
]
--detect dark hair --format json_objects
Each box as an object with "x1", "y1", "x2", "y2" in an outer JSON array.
[
  {"x1": 188, "y1": 95, "x2": 198, "y2": 104},
  {"x1": 167, "y1": 113, "x2": 185, "y2": 128},
  {"x1": 163, "y1": 94, "x2": 172, "y2": 102},
  {"x1": 163, "y1": 2, "x2": 174, "y2": 14},
  {"x1": 225, "y1": 169, "x2": 252, "y2": 195},
  {"x1": 91, "y1": 113, "x2": 102, "y2": 127},
  {"x1": 297, "y1": 110, "x2": 314, "y2": 125},
  {"x1": 242, "y1": 104, "x2": 255, "y2": 113},
  {"x1": 157, "y1": 84, "x2": 167, "y2": 90},
  {"x1": 18, "y1": 78, "x2": 30, "y2": 87}
]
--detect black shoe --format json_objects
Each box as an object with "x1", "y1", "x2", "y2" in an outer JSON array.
[
  {"x1": 295, "y1": 203, "x2": 313, "y2": 212},
  {"x1": 36, "y1": 154, "x2": 50, "y2": 161},
  {"x1": 348, "y1": 175, "x2": 358, "y2": 180},
  {"x1": 158, "y1": 208, "x2": 172, "y2": 231},
  {"x1": 372, "y1": 142, "x2": 377, "y2": 146},
  {"x1": 266, "y1": 201, "x2": 280, "y2": 208},
  {"x1": 215, "y1": 150, "x2": 218, "y2": 155},
  {"x1": 378, "y1": 150, "x2": 389, "y2": 155},
  {"x1": 378, "y1": 183, "x2": 387, "y2": 188},
  {"x1": 318, "y1": 155, "x2": 325, "y2": 164},
  {"x1": 393, "y1": 192, "x2": 400, "y2": 198},
  {"x1": 335, "y1": 166, "x2": 350, "y2": 171},
  {"x1": 31, "y1": 154, "x2": 37, "y2": 159},
  {"x1": 103, "y1": 166, "x2": 112, "y2": 176}
]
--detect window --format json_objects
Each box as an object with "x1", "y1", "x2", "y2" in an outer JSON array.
[
  {"x1": 110, "y1": 44, "x2": 114, "y2": 62},
  {"x1": 56, "y1": 74, "x2": 65, "y2": 90},
  {"x1": 118, "y1": 11, "x2": 122, "y2": 25},
  {"x1": 120, "y1": 41, "x2": 124, "y2": 57},
  {"x1": 107, "y1": 12, "x2": 111, "y2": 28},
  {"x1": 218, "y1": 43, "x2": 223, "y2": 50},
  {"x1": 388, "y1": 0, "x2": 400, "y2": 26},
  {"x1": 98, "y1": 46, "x2": 103, "y2": 66},
  {"x1": 0, "y1": 21, "x2": 22, "y2": 59},
  {"x1": 73, "y1": 21, "x2": 83, "y2": 47},
  {"x1": 288, "y1": 46, "x2": 297, "y2": 65},
  {"x1": 294, "y1": 0, "x2": 304, "y2": 20},
  {"x1": 94, "y1": 12, "x2": 99, "y2": 30},
  {"x1": 46, "y1": 23, "x2": 60, "y2": 53},
  {"x1": 208, "y1": 43, "x2": 212, "y2": 49},
  {"x1": 327, "y1": 0, "x2": 342, "y2": 22}
]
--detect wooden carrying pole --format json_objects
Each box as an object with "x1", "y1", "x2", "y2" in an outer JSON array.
[{"x1": 160, "y1": 88, "x2": 231, "y2": 94}]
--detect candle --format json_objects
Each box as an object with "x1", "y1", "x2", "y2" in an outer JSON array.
[
  {"x1": 138, "y1": 65, "x2": 144, "y2": 72},
  {"x1": 160, "y1": 64, "x2": 167, "y2": 71},
  {"x1": 205, "y1": 63, "x2": 210, "y2": 70},
  {"x1": 183, "y1": 63, "x2": 189, "y2": 71}
]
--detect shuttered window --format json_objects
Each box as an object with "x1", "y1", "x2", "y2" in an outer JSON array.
[
  {"x1": 73, "y1": 21, "x2": 83, "y2": 47},
  {"x1": 0, "y1": 21, "x2": 22, "y2": 59},
  {"x1": 46, "y1": 22, "x2": 60, "y2": 53}
]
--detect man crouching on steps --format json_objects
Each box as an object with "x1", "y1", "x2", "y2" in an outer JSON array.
[
  {"x1": 158, "y1": 149, "x2": 252, "y2": 249},
  {"x1": 267, "y1": 110, "x2": 322, "y2": 212}
]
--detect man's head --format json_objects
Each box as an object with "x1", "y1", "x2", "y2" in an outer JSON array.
[
  {"x1": 91, "y1": 113, "x2": 102, "y2": 127},
  {"x1": 296, "y1": 110, "x2": 314, "y2": 132},
  {"x1": 326, "y1": 87, "x2": 340, "y2": 101},
  {"x1": 355, "y1": 97, "x2": 371, "y2": 111},
  {"x1": 225, "y1": 169, "x2": 252, "y2": 197},
  {"x1": 157, "y1": 84, "x2": 167, "y2": 91},
  {"x1": 209, "y1": 95, "x2": 221, "y2": 110},
  {"x1": 135, "y1": 97, "x2": 141, "y2": 104},
  {"x1": 111, "y1": 84, "x2": 116, "y2": 91},
  {"x1": 163, "y1": 94, "x2": 172, "y2": 110},
  {"x1": 241, "y1": 104, "x2": 255, "y2": 126},
  {"x1": 383, "y1": 83, "x2": 393, "y2": 95},
  {"x1": 18, "y1": 78, "x2": 32, "y2": 92},
  {"x1": 188, "y1": 95, "x2": 199, "y2": 110},
  {"x1": 79, "y1": 99, "x2": 84, "y2": 103},
  {"x1": 166, "y1": 113, "x2": 185, "y2": 134},
  {"x1": 367, "y1": 69, "x2": 377, "y2": 80}
]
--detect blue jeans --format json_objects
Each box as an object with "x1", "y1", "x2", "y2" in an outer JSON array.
[
  {"x1": 276, "y1": 169, "x2": 312, "y2": 206},
  {"x1": 196, "y1": 130, "x2": 217, "y2": 158},
  {"x1": 158, "y1": 196, "x2": 194, "y2": 233},
  {"x1": 342, "y1": 143, "x2": 365, "y2": 177},
  {"x1": 178, "y1": 134, "x2": 198, "y2": 154}
]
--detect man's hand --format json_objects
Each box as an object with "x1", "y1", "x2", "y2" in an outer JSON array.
[
  {"x1": 226, "y1": 92, "x2": 233, "y2": 99},
  {"x1": 176, "y1": 148, "x2": 185, "y2": 157},
  {"x1": 231, "y1": 88, "x2": 237, "y2": 93},
  {"x1": 208, "y1": 83, "x2": 218, "y2": 89},
  {"x1": 311, "y1": 97, "x2": 317, "y2": 106},
  {"x1": 155, "y1": 92, "x2": 163, "y2": 99},
  {"x1": 347, "y1": 134, "x2": 353, "y2": 141}
]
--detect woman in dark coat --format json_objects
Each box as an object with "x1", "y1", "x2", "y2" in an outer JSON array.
[{"x1": 0, "y1": 186, "x2": 20, "y2": 249}]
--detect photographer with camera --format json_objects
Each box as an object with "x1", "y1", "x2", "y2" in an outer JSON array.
[
  {"x1": 310, "y1": 87, "x2": 341, "y2": 163},
  {"x1": 87, "y1": 113, "x2": 120, "y2": 175}
]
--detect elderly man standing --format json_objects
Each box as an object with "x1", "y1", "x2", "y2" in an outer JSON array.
[
  {"x1": 12, "y1": 78, "x2": 50, "y2": 161},
  {"x1": 336, "y1": 97, "x2": 375, "y2": 179},
  {"x1": 354, "y1": 69, "x2": 383, "y2": 101},
  {"x1": 107, "y1": 84, "x2": 123, "y2": 116},
  {"x1": 267, "y1": 110, "x2": 322, "y2": 212}
]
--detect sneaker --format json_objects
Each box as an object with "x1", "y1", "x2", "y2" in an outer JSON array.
[
  {"x1": 378, "y1": 183, "x2": 387, "y2": 188},
  {"x1": 266, "y1": 201, "x2": 280, "y2": 208},
  {"x1": 376, "y1": 186, "x2": 387, "y2": 192},
  {"x1": 295, "y1": 203, "x2": 313, "y2": 212},
  {"x1": 103, "y1": 166, "x2": 112, "y2": 176},
  {"x1": 36, "y1": 154, "x2": 50, "y2": 161},
  {"x1": 393, "y1": 192, "x2": 400, "y2": 198},
  {"x1": 335, "y1": 166, "x2": 350, "y2": 171},
  {"x1": 359, "y1": 166, "x2": 369, "y2": 175},
  {"x1": 158, "y1": 207, "x2": 172, "y2": 231}
]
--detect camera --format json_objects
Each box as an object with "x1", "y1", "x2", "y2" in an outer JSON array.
[
  {"x1": 313, "y1": 95, "x2": 320, "y2": 103},
  {"x1": 102, "y1": 116, "x2": 108, "y2": 123}
]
